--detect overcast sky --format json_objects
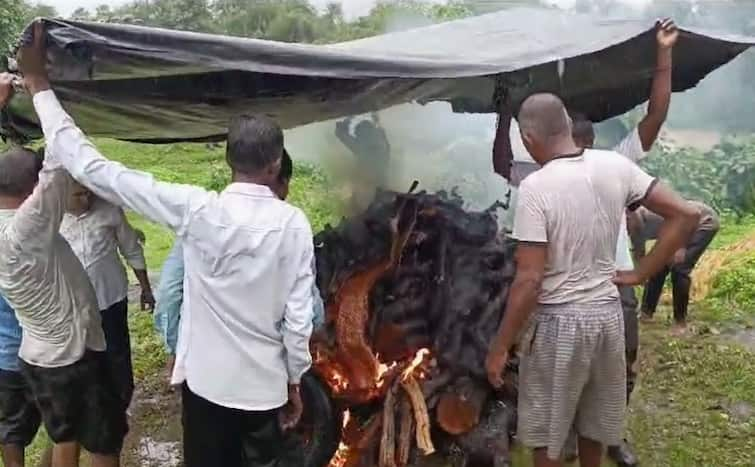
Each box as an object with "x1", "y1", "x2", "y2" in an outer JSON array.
[{"x1": 44, "y1": 0, "x2": 653, "y2": 19}]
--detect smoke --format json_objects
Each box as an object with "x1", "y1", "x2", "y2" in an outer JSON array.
[{"x1": 283, "y1": 0, "x2": 754, "y2": 225}]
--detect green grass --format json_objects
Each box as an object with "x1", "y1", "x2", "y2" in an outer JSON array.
[{"x1": 709, "y1": 214, "x2": 755, "y2": 250}]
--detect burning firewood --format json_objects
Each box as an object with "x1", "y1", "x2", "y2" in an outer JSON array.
[
  {"x1": 315, "y1": 187, "x2": 517, "y2": 466},
  {"x1": 436, "y1": 376, "x2": 491, "y2": 436}
]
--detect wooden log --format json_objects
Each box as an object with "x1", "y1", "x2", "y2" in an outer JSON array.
[
  {"x1": 401, "y1": 375, "x2": 435, "y2": 455},
  {"x1": 379, "y1": 386, "x2": 398, "y2": 467},
  {"x1": 436, "y1": 376, "x2": 491, "y2": 435},
  {"x1": 397, "y1": 395, "x2": 414, "y2": 466},
  {"x1": 343, "y1": 414, "x2": 383, "y2": 467}
]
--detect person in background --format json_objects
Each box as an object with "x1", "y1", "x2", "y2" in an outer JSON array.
[
  {"x1": 335, "y1": 113, "x2": 391, "y2": 212},
  {"x1": 485, "y1": 93, "x2": 698, "y2": 467},
  {"x1": 154, "y1": 150, "x2": 325, "y2": 379},
  {"x1": 20, "y1": 22, "x2": 315, "y2": 467},
  {"x1": 60, "y1": 182, "x2": 154, "y2": 410},
  {"x1": 0, "y1": 292, "x2": 52, "y2": 467},
  {"x1": 493, "y1": 19, "x2": 679, "y2": 467},
  {"x1": 0, "y1": 70, "x2": 127, "y2": 467},
  {"x1": 629, "y1": 202, "x2": 720, "y2": 334}
]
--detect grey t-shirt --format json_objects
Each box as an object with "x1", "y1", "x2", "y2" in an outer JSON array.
[
  {"x1": 513, "y1": 149, "x2": 655, "y2": 305},
  {"x1": 635, "y1": 201, "x2": 720, "y2": 241}
]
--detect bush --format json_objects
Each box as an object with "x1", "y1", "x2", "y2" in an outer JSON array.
[{"x1": 641, "y1": 137, "x2": 755, "y2": 218}]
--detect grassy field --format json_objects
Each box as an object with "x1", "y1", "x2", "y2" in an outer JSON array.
[{"x1": 11, "y1": 139, "x2": 755, "y2": 467}]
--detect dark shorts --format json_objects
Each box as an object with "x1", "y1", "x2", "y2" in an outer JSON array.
[
  {"x1": 19, "y1": 351, "x2": 128, "y2": 455},
  {"x1": 0, "y1": 368, "x2": 41, "y2": 447}
]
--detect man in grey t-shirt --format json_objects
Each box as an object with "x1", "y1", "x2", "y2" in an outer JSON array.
[
  {"x1": 485, "y1": 93, "x2": 698, "y2": 467},
  {"x1": 629, "y1": 202, "x2": 719, "y2": 333}
]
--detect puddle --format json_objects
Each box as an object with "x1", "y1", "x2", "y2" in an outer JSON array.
[
  {"x1": 728, "y1": 327, "x2": 755, "y2": 352},
  {"x1": 138, "y1": 437, "x2": 181, "y2": 467}
]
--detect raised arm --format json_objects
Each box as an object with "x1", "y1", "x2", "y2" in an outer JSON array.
[
  {"x1": 19, "y1": 23, "x2": 207, "y2": 235},
  {"x1": 492, "y1": 93, "x2": 513, "y2": 180},
  {"x1": 636, "y1": 19, "x2": 678, "y2": 151}
]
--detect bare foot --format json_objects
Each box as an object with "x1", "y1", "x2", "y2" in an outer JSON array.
[
  {"x1": 670, "y1": 322, "x2": 688, "y2": 336},
  {"x1": 640, "y1": 312, "x2": 654, "y2": 323}
]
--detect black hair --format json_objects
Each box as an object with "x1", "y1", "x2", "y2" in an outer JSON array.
[
  {"x1": 226, "y1": 114, "x2": 284, "y2": 175},
  {"x1": 0, "y1": 147, "x2": 43, "y2": 197},
  {"x1": 278, "y1": 149, "x2": 293, "y2": 182},
  {"x1": 569, "y1": 112, "x2": 595, "y2": 145}
]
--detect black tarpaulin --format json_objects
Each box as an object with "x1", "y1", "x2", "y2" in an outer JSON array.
[{"x1": 3, "y1": 7, "x2": 754, "y2": 143}]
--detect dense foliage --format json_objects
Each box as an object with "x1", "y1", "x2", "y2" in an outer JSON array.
[{"x1": 641, "y1": 138, "x2": 755, "y2": 217}]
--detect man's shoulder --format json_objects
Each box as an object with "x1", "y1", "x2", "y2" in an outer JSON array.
[{"x1": 284, "y1": 204, "x2": 313, "y2": 233}]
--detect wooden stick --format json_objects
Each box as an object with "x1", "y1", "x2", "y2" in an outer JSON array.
[
  {"x1": 397, "y1": 395, "x2": 414, "y2": 466},
  {"x1": 401, "y1": 375, "x2": 435, "y2": 455},
  {"x1": 379, "y1": 386, "x2": 398, "y2": 467}
]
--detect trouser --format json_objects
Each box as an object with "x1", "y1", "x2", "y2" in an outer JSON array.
[
  {"x1": 101, "y1": 299, "x2": 134, "y2": 410},
  {"x1": 619, "y1": 285, "x2": 638, "y2": 402},
  {"x1": 641, "y1": 227, "x2": 718, "y2": 322},
  {"x1": 182, "y1": 384, "x2": 284, "y2": 467}
]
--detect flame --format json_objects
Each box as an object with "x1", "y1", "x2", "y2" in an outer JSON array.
[
  {"x1": 328, "y1": 411, "x2": 351, "y2": 467},
  {"x1": 402, "y1": 348, "x2": 431, "y2": 381}
]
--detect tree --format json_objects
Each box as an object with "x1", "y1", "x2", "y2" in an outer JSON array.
[
  {"x1": 70, "y1": 7, "x2": 92, "y2": 21},
  {"x1": 0, "y1": 0, "x2": 26, "y2": 53}
]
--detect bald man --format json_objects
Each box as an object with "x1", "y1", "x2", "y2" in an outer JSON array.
[{"x1": 485, "y1": 94, "x2": 698, "y2": 467}]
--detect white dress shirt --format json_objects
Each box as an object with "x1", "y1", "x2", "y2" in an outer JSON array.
[
  {"x1": 60, "y1": 198, "x2": 147, "y2": 310},
  {"x1": 35, "y1": 90, "x2": 314, "y2": 411},
  {"x1": 0, "y1": 165, "x2": 105, "y2": 368},
  {"x1": 612, "y1": 128, "x2": 648, "y2": 271}
]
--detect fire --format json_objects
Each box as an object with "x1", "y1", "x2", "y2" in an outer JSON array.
[
  {"x1": 402, "y1": 348, "x2": 431, "y2": 381},
  {"x1": 328, "y1": 410, "x2": 351, "y2": 467}
]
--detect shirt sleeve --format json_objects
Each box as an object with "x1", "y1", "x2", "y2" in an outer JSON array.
[
  {"x1": 154, "y1": 242, "x2": 184, "y2": 355},
  {"x1": 282, "y1": 211, "x2": 315, "y2": 385},
  {"x1": 11, "y1": 163, "x2": 73, "y2": 247},
  {"x1": 113, "y1": 207, "x2": 147, "y2": 271},
  {"x1": 612, "y1": 127, "x2": 647, "y2": 163},
  {"x1": 33, "y1": 90, "x2": 208, "y2": 236},
  {"x1": 512, "y1": 179, "x2": 548, "y2": 243},
  {"x1": 621, "y1": 157, "x2": 657, "y2": 208}
]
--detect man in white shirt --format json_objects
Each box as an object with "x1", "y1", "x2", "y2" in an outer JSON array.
[
  {"x1": 485, "y1": 93, "x2": 698, "y2": 467},
  {"x1": 0, "y1": 74, "x2": 127, "y2": 467},
  {"x1": 18, "y1": 23, "x2": 314, "y2": 467},
  {"x1": 493, "y1": 19, "x2": 679, "y2": 467},
  {"x1": 61, "y1": 183, "x2": 154, "y2": 409}
]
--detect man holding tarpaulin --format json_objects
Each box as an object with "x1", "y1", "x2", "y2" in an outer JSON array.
[
  {"x1": 15, "y1": 22, "x2": 315, "y2": 467},
  {"x1": 493, "y1": 18, "x2": 679, "y2": 467}
]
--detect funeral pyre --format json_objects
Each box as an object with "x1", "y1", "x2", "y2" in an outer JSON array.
[{"x1": 312, "y1": 184, "x2": 519, "y2": 467}]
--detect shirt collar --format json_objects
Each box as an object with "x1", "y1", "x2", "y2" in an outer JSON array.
[{"x1": 223, "y1": 183, "x2": 277, "y2": 198}]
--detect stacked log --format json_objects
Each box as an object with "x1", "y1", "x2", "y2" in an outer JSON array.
[{"x1": 313, "y1": 186, "x2": 518, "y2": 466}]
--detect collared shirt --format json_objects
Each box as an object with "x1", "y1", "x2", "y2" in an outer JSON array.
[
  {"x1": 36, "y1": 90, "x2": 314, "y2": 411},
  {"x1": 155, "y1": 241, "x2": 326, "y2": 355},
  {"x1": 0, "y1": 295, "x2": 22, "y2": 372},
  {"x1": 513, "y1": 149, "x2": 655, "y2": 304},
  {"x1": 61, "y1": 198, "x2": 147, "y2": 310},
  {"x1": 0, "y1": 165, "x2": 105, "y2": 368}
]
